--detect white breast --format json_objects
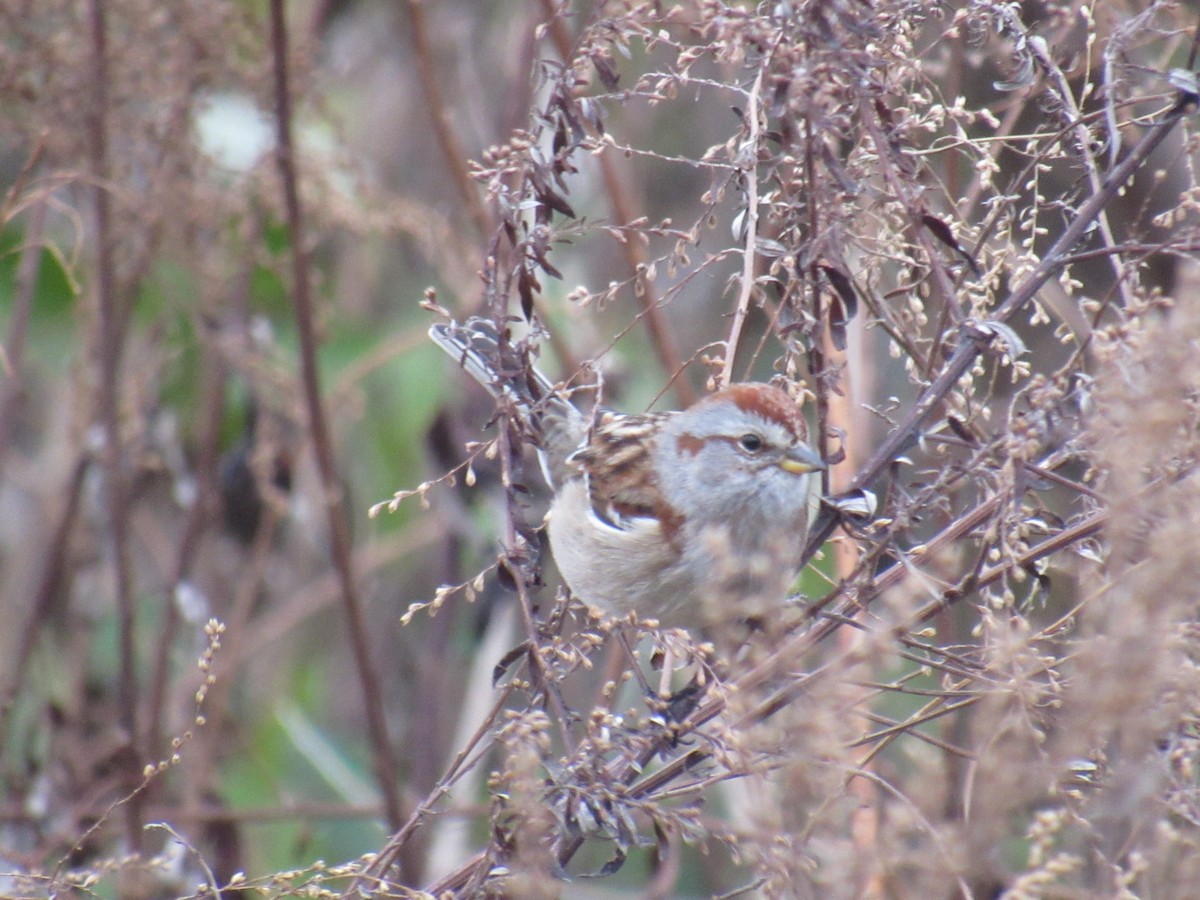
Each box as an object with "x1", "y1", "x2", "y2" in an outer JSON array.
[{"x1": 546, "y1": 479, "x2": 696, "y2": 624}]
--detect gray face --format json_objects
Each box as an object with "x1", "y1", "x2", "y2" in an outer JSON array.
[{"x1": 652, "y1": 395, "x2": 816, "y2": 541}]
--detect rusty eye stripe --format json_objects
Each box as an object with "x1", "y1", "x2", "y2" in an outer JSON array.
[{"x1": 675, "y1": 432, "x2": 780, "y2": 459}]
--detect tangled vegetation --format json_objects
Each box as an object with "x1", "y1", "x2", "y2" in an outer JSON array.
[{"x1": 2, "y1": 1, "x2": 1200, "y2": 897}]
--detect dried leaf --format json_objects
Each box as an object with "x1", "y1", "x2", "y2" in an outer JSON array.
[
  {"x1": 593, "y1": 52, "x2": 620, "y2": 91},
  {"x1": 819, "y1": 264, "x2": 859, "y2": 350},
  {"x1": 518, "y1": 266, "x2": 536, "y2": 321},
  {"x1": 536, "y1": 183, "x2": 576, "y2": 219},
  {"x1": 947, "y1": 415, "x2": 975, "y2": 444},
  {"x1": 826, "y1": 489, "x2": 877, "y2": 520},
  {"x1": 964, "y1": 318, "x2": 1028, "y2": 360},
  {"x1": 921, "y1": 214, "x2": 980, "y2": 276},
  {"x1": 496, "y1": 556, "x2": 522, "y2": 592},
  {"x1": 584, "y1": 846, "x2": 627, "y2": 878},
  {"x1": 492, "y1": 640, "x2": 530, "y2": 686}
]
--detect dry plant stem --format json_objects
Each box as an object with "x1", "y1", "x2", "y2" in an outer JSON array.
[
  {"x1": 720, "y1": 62, "x2": 765, "y2": 389},
  {"x1": 861, "y1": 95, "x2": 964, "y2": 375},
  {"x1": 402, "y1": 0, "x2": 491, "y2": 240},
  {"x1": 822, "y1": 312, "x2": 882, "y2": 880},
  {"x1": 802, "y1": 92, "x2": 1194, "y2": 565},
  {"x1": 494, "y1": 421, "x2": 574, "y2": 751},
  {"x1": 801, "y1": 109, "x2": 839, "y2": 476},
  {"x1": 267, "y1": 0, "x2": 403, "y2": 833},
  {"x1": 795, "y1": 507, "x2": 1107, "y2": 702},
  {"x1": 87, "y1": 0, "x2": 141, "y2": 851},
  {"x1": 425, "y1": 851, "x2": 488, "y2": 895},
  {"x1": 808, "y1": 456, "x2": 1032, "y2": 623},
  {"x1": 960, "y1": 82, "x2": 1030, "y2": 218},
  {"x1": 473, "y1": 22, "x2": 582, "y2": 376},
  {"x1": 861, "y1": 626, "x2": 989, "y2": 686},
  {"x1": 793, "y1": 696, "x2": 978, "y2": 894},
  {"x1": 888, "y1": 640, "x2": 991, "y2": 687},
  {"x1": 845, "y1": 614, "x2": 1087, "y2": 765},
  {"x1": 0, "y1": 132, "x2": 45, "y2": 225},
  {"x1": 539, "y1": 0, "x2": 693, "y2": 402},
  {"x1": 0, "y1": 800, "x2": 384, "y2": 825},
  {"x1": 349, "y1": 683, "x2": 517, "y2": 895},
  {"x1": 1009, "y1": 7, "x2": 1133, "y2": 311},
  {"x1": 612, "y1": 499, "x2": 1109, "y2": 818},
  {"x1": 966, "y1": 108, "x2": 1092, "y2": 269},
  {"x1": 912, "y1": 506, "x2": 1107, "y2": 626},
  {"x1": 852, "y1": 698, "x2": 979, "y2": 758},
  {"x1": 809, "y1": 492, "x2": 1105, "y2": 649},
  {"x1": 599, "y1": 148, "x2": 696, "y2": 405},
  {"x1": 923, "y1": 432, "x2": 1103, "y2": 501},
  {"x1": 186, "y1": 508, "x2": 283, "y2": 815},
  {"x1": 835, "y1": 766, "x2": 975, "y2": 900},
  {"x1": 860, "y1": 284, "x2": 934, "y2": 375}
]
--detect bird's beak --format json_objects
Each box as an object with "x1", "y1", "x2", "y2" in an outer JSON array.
[{"x1": 778, "y1": 445, "x2": 826, "y2": 475}]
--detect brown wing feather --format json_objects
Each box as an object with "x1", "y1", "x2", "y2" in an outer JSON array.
[{"x1": 568, "y1": 411, "x2": 671, "y2": 525}]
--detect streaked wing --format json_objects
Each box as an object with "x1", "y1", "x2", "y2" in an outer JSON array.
[{"x1": 569, "y1": 411, "x2": 672, "y2": 528}]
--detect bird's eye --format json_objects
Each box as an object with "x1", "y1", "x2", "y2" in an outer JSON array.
[{"x1": 738, "y1": 433, "x2": 764, "y2": 453}]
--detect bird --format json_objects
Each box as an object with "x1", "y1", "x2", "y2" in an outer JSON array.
[{"x1": 430, "y1": 317, "x2": 824, "y2": 630}]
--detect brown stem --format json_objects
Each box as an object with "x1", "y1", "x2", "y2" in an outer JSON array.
[
  {"x1": 721, "y1": 63, "x2": 765, "y2": 390},
  {"x1": 540, "y1": 0, "x2": 694, "y2": 403},
  {"x1": 86, "y1": 0, "x2": 141, "y2": 851},
  {"x1": 913, "y1": 508, "x2": 1107, "y2": 626},
  {"x1": 802, "y1": 92, "x2": 1192, "y2": 564},
  {"x1": 860, "y1": 93, "x2": 963, "y2": 378},
  {"x1": 268, "y1": 0, "x2": 403, "y2": 834},
  {"x1": 402, "y1": 0, "x2": 491, "y2": 239},
  {"x1": 597, "y1": 149, "x2": 695, "y2": 405},
  {"x1": 346, "y1": 684, "x2": 515, "y2": 895}
]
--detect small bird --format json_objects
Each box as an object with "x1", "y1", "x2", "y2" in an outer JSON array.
[{"x1": 430, "y1": 318, "x2": 824, "y2": 630}]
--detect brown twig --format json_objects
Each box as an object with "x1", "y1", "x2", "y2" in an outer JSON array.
[
  {"x1": 540, "y1": 0, "x2": 694, "y2": 403},
  {"x1": 346, "y1": 682, "x2": 517, "y2": 895},
  {"x1": 913, "y1": 507, "x2": 1108, "y2": 626},
  {"x1": 402, "y1": 0, "x2": 491, "y2": 239},
  {"x1": 802, "y1": 90, "x2": 1193, "y2": 565},
  {"x1": 720, "y1": 62, "x2": 765, "y2": 389},
  {"x1": 267, "y1": 0, "x2": 403, "y2": 834},
  {"x1": 86, "y1": 0, "x2": 141, "y2": 851}
]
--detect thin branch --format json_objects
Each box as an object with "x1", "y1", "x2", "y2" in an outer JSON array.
[
  {"x1": 347, "y1": 682, "x2": 516, "y2": 895},
  {"x1": 802, "y1": 91, "x2": 1195, "y2": 564},
  {"x1": 86, "y1": 0, "x2": 141, "y2": 851},
  {"x1": 849, "y1": 699, "x2": 979, "y2": 757},
  {"x1": 913, "y1": 506, "x2": 1108, "y2": 626},
  {"x1": 267, "y1": 0, "x2": 403, "y2": 834},
  {"x1": 402, "y1": 0, "x2": 491, "y2": 239},
  {"x1": 998, "y1": 6, "x2": 1134, "y2": 310},
  {"x1": 539, "y1": 0, "x2": 693, "y2": 403},
  {"x1": 720, "y1": 62, "x2": 765, "y2": 389}
]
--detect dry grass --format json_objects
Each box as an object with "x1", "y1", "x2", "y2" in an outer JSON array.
[{"x1": 2, "y1": 1, "x2": 1200, "y2": 897}]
